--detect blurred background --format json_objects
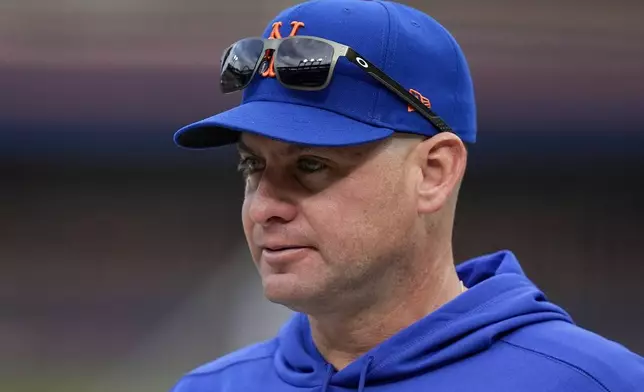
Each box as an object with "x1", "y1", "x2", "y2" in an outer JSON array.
[{"x1": 2, "y1": 0, "x2": 643, "y2": 391}]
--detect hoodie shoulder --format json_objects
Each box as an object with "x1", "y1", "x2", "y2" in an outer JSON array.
[
  {"x1": 502, "y1": 320, "x2": 644, "y2": 392},
  {"x1": 170, "y1": 339, "x2": 278, "y2": 392},
  {"x1": 188, "y1": 339, "x2": 278, "y2": 376}
]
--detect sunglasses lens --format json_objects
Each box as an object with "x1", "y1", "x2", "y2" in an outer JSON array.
[
  {"x1": 220, "y1": 38, "x2": 264, "y2": 93},
  {"x1": 275, "y1": 38, "x2": 334, "y2": 88}
]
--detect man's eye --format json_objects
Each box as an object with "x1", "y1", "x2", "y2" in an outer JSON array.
[
  {"x1": 297, "y1": 158, "x2": 327, "y2": 173},
  {"x1": 237, "y1": 157, "x2": 264, "y2": 176}
]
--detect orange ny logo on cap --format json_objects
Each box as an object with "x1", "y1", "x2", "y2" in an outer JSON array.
[
  {"x1": 261, "y1": 21, "x2": 305, "y2": 78},
  {"x1": 408, "y1": 89, "x2": 432, "y2": 112}
]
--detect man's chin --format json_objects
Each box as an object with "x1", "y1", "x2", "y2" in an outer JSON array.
[{"x1": 261, "y1": 273, "x2": 321, "y2": 311}]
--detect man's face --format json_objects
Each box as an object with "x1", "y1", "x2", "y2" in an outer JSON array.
[{"x1": 239, "y1": 133, "x2": 420, "y2": 313}]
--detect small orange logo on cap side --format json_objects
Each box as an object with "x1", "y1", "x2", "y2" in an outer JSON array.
[
  {"x1": 408, "y1": 88, "x2": 431, "y2": 112},
  {"x1": 261, "y1": 21, "x2": 305, "y2": 78}
]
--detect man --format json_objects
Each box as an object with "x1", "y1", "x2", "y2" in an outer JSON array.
[{"x1": 170, "y1": 0, "x2": 644, "y2": 391}]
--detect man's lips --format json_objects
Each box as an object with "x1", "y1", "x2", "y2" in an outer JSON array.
[
  {"x1": 260, "y1": 245, "x2": 315, "y2": 265},
  {"x1": 262, "y1": 245, "x2": 308, "y2": 252}
]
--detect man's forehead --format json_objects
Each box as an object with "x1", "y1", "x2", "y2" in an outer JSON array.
[{"x1": 237, "y1": 138, "x2": 314, "y2": 155}]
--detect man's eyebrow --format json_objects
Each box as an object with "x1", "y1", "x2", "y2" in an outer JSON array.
[{"x1": 286, "y1": 144, "x2": 316, "y2": 155}]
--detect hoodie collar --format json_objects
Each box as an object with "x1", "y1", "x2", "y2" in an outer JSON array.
[{"x1": 274, "y1": 250, "x2": 573, "y2": 389}]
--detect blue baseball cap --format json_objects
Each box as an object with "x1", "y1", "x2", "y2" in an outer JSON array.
[{"x1": 174, "y1": 0, "x2": 476, "y2": 148}]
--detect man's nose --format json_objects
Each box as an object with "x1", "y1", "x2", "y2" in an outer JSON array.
[{"x1": 246, "y1": 172, "x2": 298, "y2": 226}]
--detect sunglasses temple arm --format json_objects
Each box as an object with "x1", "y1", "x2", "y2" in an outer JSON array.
[{"x1": 345, "y1": 48, "x2": 453, "y2": 133}]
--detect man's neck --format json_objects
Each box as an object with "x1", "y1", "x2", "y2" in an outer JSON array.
[{"x1": 308, "y1": 257, "x2": 463, "y2": 371}]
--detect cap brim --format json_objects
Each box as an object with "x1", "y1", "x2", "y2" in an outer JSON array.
[{"x1": 173, "y1": 101, "x2": 395, "y2": 149}]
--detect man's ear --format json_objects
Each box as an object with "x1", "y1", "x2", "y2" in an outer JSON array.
[{"x1": 414, "y1": 133, "x2": 467, "y2": 214}]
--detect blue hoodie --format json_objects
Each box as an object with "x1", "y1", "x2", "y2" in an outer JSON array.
[{"x1": 171, "y1": 250, "x2": 644, "y2": 391}]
